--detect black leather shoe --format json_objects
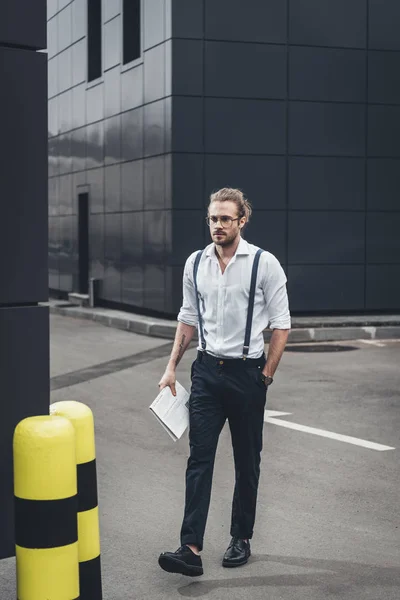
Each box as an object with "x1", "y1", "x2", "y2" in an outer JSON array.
[
  {"x1": 222, "y1": 537, "x2": 251, "y2": 568},
  {"x1": 158, "y1": 545, "x2": 204, "y2": 577}
]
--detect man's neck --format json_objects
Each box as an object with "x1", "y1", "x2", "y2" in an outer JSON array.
[{"x1": 214, "y1": 235, "x2": 241, "y2": 261}]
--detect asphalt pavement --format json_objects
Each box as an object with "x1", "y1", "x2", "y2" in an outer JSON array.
[{"x1": 0, "y1": 315, "x2": 399, "y2": 600}]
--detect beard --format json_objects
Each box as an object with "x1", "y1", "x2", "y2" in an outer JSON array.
[{"x1": 211, "y1": 230, "x2": 238, "y2": 247}]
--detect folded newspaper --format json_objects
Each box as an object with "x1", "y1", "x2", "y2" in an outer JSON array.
[{"x1": 149, "y1": 381, "x2": 190, "y2": 442}]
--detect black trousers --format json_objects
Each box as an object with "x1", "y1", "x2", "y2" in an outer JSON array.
[{"x1": 180, "y1": 351, "x2": 267, "y2": 551}]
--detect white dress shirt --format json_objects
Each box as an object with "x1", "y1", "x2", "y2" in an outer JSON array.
[{"x1": 177, "y1": 237, "x2": 291, "y2": 359}]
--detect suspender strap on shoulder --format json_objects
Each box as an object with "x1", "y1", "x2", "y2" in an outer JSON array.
[
  {"x1": 243, "y1": 248, "x2": 264, "y2": 358},
  {"x1": 193, "y1": 250, "x2": 206, "y2": 351}
]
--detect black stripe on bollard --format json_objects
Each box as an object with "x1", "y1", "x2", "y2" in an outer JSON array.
[
  {"x1": 14, "y1": 495, "x2": 78, "y2": 549},
  {"x1": 77, "y1": 459, "x2": 98, "y2": 512},
  {"x1": 80, "y1": 555, "x2": 103, "y2": 600}
]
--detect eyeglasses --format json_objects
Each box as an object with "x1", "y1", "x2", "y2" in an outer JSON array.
[{"x1": 206, "y1": 216, "x2": 240, "y2": 228}]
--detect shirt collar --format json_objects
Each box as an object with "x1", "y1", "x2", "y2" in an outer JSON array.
[{"x1": 205, "y1": 236, "x2": 250, "y2": 259}]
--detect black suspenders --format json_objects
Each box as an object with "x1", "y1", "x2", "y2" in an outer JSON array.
[
  {"x1": 193, "y1": 250, "x2": 206, "y2": 351},
  {"x1": 193, "y1": 248, "x2": 264, "y2": 358}
]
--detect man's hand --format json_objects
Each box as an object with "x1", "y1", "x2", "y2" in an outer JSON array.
[{"x1": 158, "y1": 368, "x2": 177, "y2": 397}]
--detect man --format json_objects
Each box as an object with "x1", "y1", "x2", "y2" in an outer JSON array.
[{"x1": 158, "y1": 188, "x2": 290, "y2": 576}]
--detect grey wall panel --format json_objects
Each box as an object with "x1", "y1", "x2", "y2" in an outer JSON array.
[
  {"x1": 104, "y1": 164, "x2": 121, "y2": 212},
  {"x1": 71, "y1": 127, "x2": 87, "y2": 173},
  {"x1": 59, "y1": 91, "x2": 73, "y2": 133},
  {"x1": 289, "y1": 47, "x2": 366, "y2": 103},
  {"x1": 58, "y1": 48, "x2": 73, "y2": 94},
  {"x1": 121, "y1": 108, "x2": 144, "y2": 160},
  {"x1": 144, "y1": 156, "x2": 166, "y2": 209},
  {"x1": 170, "y1": 0, "x2": 204, "y2": 39},
  {"x1": 89, "y1": 213, "x2": 105, "y2": 264},
  {"x1": 205, "y1": 155, "x2": 286, "y2": 209},
  {"x1": 121, "y1": 213, "x2": 144, "y2": 262},
  {"x1": 104, "y1": 16, "x2": 121, "y2": 71},
  {"x1": 104, "y1": 213, "x2": 122, "y2": 261},
  {"x1": 58, "y1": 133, "x2": 72, "y2": 175},
  {"x1": 288, "y1": 265, "x2": 365, "y2": 311},
  {"x1": 206, "y1": 99, "x2": 286, "y2": 154},
  {"x1": 103, "y1": 0, "x2": 121, "y2": 23},
  {"x1": 172, "y1": 39, "x2": 204, "y2": 96},
  {"x1": 144, "y1": 43, "x2": 166, "y2": 103},
  {"x1": 165, "y1": 265, "x2": 185, "y2": 314},
  {"x1": 172, "y1": 154, "x2": 204, "y2": 209},
  {"x1": 172, "y1": 97, "x2": 204, "y2": 152},
  {"x1": 49, "y1": 178, "x2": 60, "y2": 216},
  {"x1": 288, "y1": 212, "x2": 365, "y2": 264},
  {"x1": 0, "y1": 0, "x2": 46, "y2": 49},
  {"x1": 121, "y1": 65, "x2": 144, "y2": 111},
  {"x1": 72, "y1": 83, "x2": 86, "y2": 128},
  {"x1": 58, "y1": 4, "x2": 72, "y2": 53},
  {"x1": 0, "y1": 48, "x2": 48, "y2": 303},
  {"x1": 87, "y1": 120, "x2": 105, "y2": 168},
  {"x1": 86, "y1": 83, "x2": 104, "y2": 123},
  {"x1": 144, "y1": 265, "x2": 165, "y2": 311},
  {"x1": 289, "y1": 0, "x2": 366, "y2": 48},
  {"x1": 367, "y1": 159, "x2": 400, "y2": 210},
  {"x1": 205, "y1": 0, "x2": 287, "y2": 44},
  {"x1": 144, "y1": 211, "x2": 166, "y2": 262},
  {"x1": 144, "y1": 100, "x2": 165, "y2": 156},
  {"x1": 48, "y1": 55, "x2": 58, "y2": 98},
  {"x1": 369, "y1": 0, "x2": 400, "y2": 51},
  {"x1": 47, "y1": 16, "x2": 58, "y2": 58},
  {"x1": 289, "y1": 102, "x2": 365, "y2": 156},
  {"x1": 144, "y1": 0, "x2": 165, "y2": 50},
  {"x1": 72, "y1": 0, "x2": 86, "y2": 43},
  {"x1": 289, "y1": 157, "x2": 365, "y2": 210},
  {"x1": 72, "y1": 40, "x2": 87, "y2": 87},
  {"x1": 366, "y1": 265, "x2": 400, "y2": 309},
  {"x1": 366, "y1": 213, "x2": 400, "y2": 264},
  {"x1": 121, "y1": 160, "x2": 144, "y2": 211},
  {"x1": 87, "y1": 167, "x2": 105, "y2": 213},
  {"x1": 368, "y1": 51, "x2": 400, "y2": 104},
  {"x1": 245, "y1": 211, "x2": 287, "y2": 265},
  {"x1": 169, "y1": 210, "x2": 205, "y2": 265},
  {"x1": 102, "y1": 262, "x2": 122, "y2": 302},
  {"x1": 105, "y1": 67, "x2": 122, "y2": 117},
  {"x1": 0, "y1": 306, "x2": 49, "y2": 559},
  {"x1": 47, "y1": 15, "x2": 58, "y2": 58},
  {"x1": 368, "y1": 105, "x2": 400, "y2": 157},
  {"x1": 206, "y1": 42, "x2": 286, "y2": 99},
  {"x1": 59, "y1": 174, "x2": 73, "y2": 215},
  {"x1": 48, "y1": 0, "x2": 58, "y2": 20},
  {"x1": 122, "y1": 265, "x2": 144, "y2": 307}
]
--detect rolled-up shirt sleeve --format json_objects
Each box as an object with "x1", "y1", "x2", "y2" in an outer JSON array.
[
  {"x1": 177, "y1": 253, "x2": 199, "y2": 327},
  {"x1": 262, "y1": 254, "x2": 291, "y2": 330}
]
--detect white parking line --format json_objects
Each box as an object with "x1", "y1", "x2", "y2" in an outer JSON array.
[
  {"x1": 358, "y1": 339, "x2": 386, "y2": 347},
  {"x1": 264, "y1": 411, "x2": 395, "y2": 452}
]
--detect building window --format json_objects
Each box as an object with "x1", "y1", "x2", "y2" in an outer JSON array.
[
  {"x1": 123, "y1": 0, "x2": 141, "y2": 64},
  {"x1": 88, "y1": 0, "x2": 102, "y2": 81}
]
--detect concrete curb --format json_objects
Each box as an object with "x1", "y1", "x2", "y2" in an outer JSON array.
[{"x1": 47, "y1": 303, "x2": 400, "y2": 344}]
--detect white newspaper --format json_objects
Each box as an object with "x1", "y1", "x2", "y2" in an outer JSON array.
[{"x1": 149, "y1": 381, "x2": 190, "y2": 442}]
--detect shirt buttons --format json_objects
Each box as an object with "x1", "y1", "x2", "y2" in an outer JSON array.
[{"x1": 219, "y1": 360, "x2": 224, "y2": 365}]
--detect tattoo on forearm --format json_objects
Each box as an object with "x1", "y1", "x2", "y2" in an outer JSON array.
[{"x1": 175, "y1": 334, "x2": 186, "y2": 367}]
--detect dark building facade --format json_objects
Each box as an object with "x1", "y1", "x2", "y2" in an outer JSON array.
[
  {"x1": 0, "y1": 0, "x2": 49, "y2": 558},
  {"x1": 48, "y1": 0, "x2": 400, "y2": 316}
]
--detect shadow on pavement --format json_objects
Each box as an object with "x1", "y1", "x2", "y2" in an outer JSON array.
[{"x1": 177, "y1": 554, "x2": 400, "y2": 597}]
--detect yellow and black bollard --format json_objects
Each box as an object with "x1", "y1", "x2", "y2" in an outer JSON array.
[
  {"x1": 51, "y1": 401, "x2": 102, "y2": 600},
  {"x1": 13, "y1": 415, "x2": 80, "y2": 600}
]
